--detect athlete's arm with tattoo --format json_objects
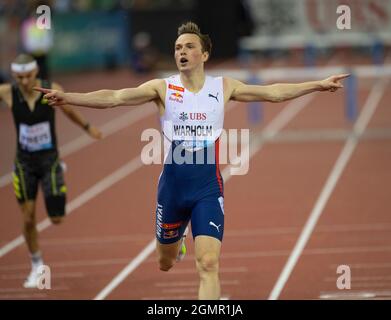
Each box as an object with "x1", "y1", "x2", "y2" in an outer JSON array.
[
  {"x1": 225, "y1": 74, "x2": 349, "y2": 103},
  {"x1": 35, "y1": 79, "x2": 164, "y2": 109},
  {"x1": 51, "y1": 83, "x2": 102, "y2": 139}
]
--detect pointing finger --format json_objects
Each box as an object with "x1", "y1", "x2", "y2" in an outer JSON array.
[{"x1": 33, "y1": 87, "x2": 51, "y2": 94}]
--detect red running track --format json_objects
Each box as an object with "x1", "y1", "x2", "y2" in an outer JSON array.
[{"x1": 0, "y1": 55, "x2": 391, "y2": 300}]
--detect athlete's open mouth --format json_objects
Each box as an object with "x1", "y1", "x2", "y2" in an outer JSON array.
[{"x1": 180, "y1": 57, "x2": 188, "y2": 64}]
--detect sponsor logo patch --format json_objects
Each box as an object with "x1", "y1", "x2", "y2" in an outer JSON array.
[
  {"x1": 156, "y1": 204, "x2": 163, "y2": 238},
  {"x1": 163, "y1": 230, "x2": 179, "y2": 239},
  {"x1": 169, "y1": 84, "x2": 185, "y2": 92},
  {"x1": 179, "y1": 112, "x2": 188, "y2": 121},
  {"x1": 169, "y1": 92, "x2": 183, "y2": 103},
  {"x1": 162, "y1": 222, "x2": 182, "y2": 230}
]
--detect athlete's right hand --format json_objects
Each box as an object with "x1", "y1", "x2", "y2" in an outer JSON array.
[{"x1": 34, "y1": 87, "x2": 67, "y2": 106}]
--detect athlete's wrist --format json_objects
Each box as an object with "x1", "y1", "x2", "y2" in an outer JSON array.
[{"x1": 315, "y1": 80, "x2": 326, "y2": 91}]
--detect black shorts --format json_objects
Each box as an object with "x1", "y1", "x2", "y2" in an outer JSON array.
[{"x1": 13, "y1": 150, "x2": 67, "y2": 217}]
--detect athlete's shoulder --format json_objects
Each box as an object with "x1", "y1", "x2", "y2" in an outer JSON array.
[
  {"x1": 161, "y1": 75, "x2": 183, "y2": 92},
  {"x1": 139, "y1": 78, "x2": 165, "y2": 94},
  {"x1": 0, "y1": 83, "x2": 12, "y2": 97},
  {"x1": 0, "y1": 83, "x2": 12, "y2": 108},
  {"x1": 0, "y1": 83, "x2": 12, "y2": 92},
  {"x1": 222, "y1": 76, "x2": 243, "y2": 90}
]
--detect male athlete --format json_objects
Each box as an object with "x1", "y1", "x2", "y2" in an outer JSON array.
[
  {"x1": 0, "y1": 54, "x2": 102, "y2": 288},
  {"x1": 35, "y1": 22, "x2": 348, "y2": 299}
]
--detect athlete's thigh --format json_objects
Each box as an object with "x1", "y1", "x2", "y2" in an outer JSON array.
[
  {"x1": 194, "y1": 235, "x2": 221, "y2": 263},
  {"x1": 191, "y1": 195, "x2": 224, "y2": 241},
  {"x1": 13, "y1": 156, "x2": 39, "y2": 204},
  {"x1": 155, "y1": 176, "x2": 190, "y2": 245},
  {"x1": 40, "y1": 154, "x2": 67, "y2": 217}
]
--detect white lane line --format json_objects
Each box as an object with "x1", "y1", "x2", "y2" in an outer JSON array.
[
  {"x1": 319, "y1": 292, "x2": 376, "y2": 299},
  {"x1": 60, "y1": 104, "x2": 156, "y2": 156},
  {"x1": 323, "y1": 275, "x2": 391, "y2": 282},
  {"x1": 329, "y1": 262, "x2": 391, "y2": 270},
  {"x1": 0, "y1": 286, "x2": 69, "y2": 293},
  {"x1": 10, "y1": 221, "x2": 385, "y2": 248},
  {"x1": 0, "y1": 293, "x2": 48, "y2": 299},
  {"x1": 94, "y1": 92, "x2": 316, "y2": 300},
  {"x1": 94, "y1": 239, "x2": 156, "y2": 300},
  {"x1": 322, "y1": 290, "x2": 391, "y2": 298},
  {"x1": 348, "y1": 282, "x2": 391, "y2": 289},
  {"x1": 0, "y1": 157, "x2": 144, "y2": 258},
  {"x1": 2, "y1": 272, "x2": 84, "y2": 280},
  {"x1": 268, "y1": 79, "x2": 389, "y2": 300},
  {"x1": 0, "y1": 258, "x2": 133, "y2": 271},
  {"x1": 133, "y1": 245, "x2": 391, "y2": 262},
  {"x1": 0, "y1": 104, "x2": 155, "y2": 188}
]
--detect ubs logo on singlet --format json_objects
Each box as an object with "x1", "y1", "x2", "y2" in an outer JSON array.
[
  {"x1": 179, "y1": 112, "x2": 207, "y2": 121},
  {"x1": 179, "y1": 112, "x2": 188, "y2": 121}
]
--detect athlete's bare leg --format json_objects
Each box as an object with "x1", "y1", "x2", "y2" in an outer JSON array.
[
  {"x1": 50, "y1": 216, "x2": 63, "y2": 224},
  {"x1": 194, "y1": 235, "x2": 221, "y2": 300},
  {"x1": 156, "y1": 240, "x2": 182, "y2": 271},
  {"x1": 20, "y1": 200, "x2": 39, "y2": 254}
]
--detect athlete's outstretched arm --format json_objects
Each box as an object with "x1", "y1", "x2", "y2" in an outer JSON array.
[
  {"x1": 226, "y1": 74, "x2": 349, "y2": 103},
  {"x1": 34, "y1": 79, "x2": 164, "y2": 108}
]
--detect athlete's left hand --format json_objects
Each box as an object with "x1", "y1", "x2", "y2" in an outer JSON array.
[
  {"x1": 88, "y1": 125, "x2": 103, "y2": 139},
  {"x1": 319, "y1": 74, "x2": 350, "y2": 92}
]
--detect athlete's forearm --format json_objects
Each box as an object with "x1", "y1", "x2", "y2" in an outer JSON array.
[
  {"x1": 64, "y1": 90, "x2": 120, "y2": 109},
  {"x1": 64, "y1": 87, "x2": 155, "y2": 108},
  {"x1": 230, "y1": 74, "x2": 346, "y2": 103},
  {"x1": 61, "y1": 105, "x2": 89, "y2": 128},
  {"x1": 264, "y1": 81, "x2": 323, "y2": 102},
  {"x1": 37, "y1": 79, "x2": 161, "y2": 108}
]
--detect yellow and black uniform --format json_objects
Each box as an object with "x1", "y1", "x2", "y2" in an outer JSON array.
[{"x1": 11, "y1": 80, "x2": 67, "y2": 217}]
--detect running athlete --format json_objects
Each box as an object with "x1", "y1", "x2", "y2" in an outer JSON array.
[
  {"x1": 0, "y1": 54, "x2": 102, "y2": 288},
  {"x1": 35, "y1": 22, "x2": 348, "y2": 299}
]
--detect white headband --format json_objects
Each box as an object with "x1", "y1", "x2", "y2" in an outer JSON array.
[{"x1": 11, "y1": 61, "x2": 38, "y2": 73}]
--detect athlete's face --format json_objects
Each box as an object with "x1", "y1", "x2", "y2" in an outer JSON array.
[
  {"x1": 174, "y1": 33, "x2": 209, "y2": 72},
  {"x1": 12, "y1": 68, "x2": 38, "y2": 92}
]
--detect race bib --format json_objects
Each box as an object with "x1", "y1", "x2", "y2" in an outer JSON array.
[
  {"x1": 162, "y1": 108, "x2": 222, "y2": 150},
  {"x1": 19, "y1": 122, "x2": 53, "y2": 152}
]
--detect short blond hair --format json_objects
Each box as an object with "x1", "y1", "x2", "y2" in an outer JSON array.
[{"x1": 177, "y1": 21, "x2": 212, "y2": 56}]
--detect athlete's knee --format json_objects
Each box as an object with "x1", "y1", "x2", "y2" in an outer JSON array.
[
  {"x1": 21, "y1": 204, "x2": 35, "y2": 227},
  {"x1": 158, "y1": 256, "x2": 175, "y2": 272},
  {"x1": 50, "y1": 216, "x2": 63, "y2": 225},
  {"x1": 23, "y1": 218, "x2": 36, "y2": 231},
  {"x1": 23, "y1": 214, "x2": 36, "y2": 232},
  {"x1": 196, "y1": 252, "x2": 219, "y2": 274},
  {"x1": 156, "y1": 241, "x2": 180, "y2": 271}
]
